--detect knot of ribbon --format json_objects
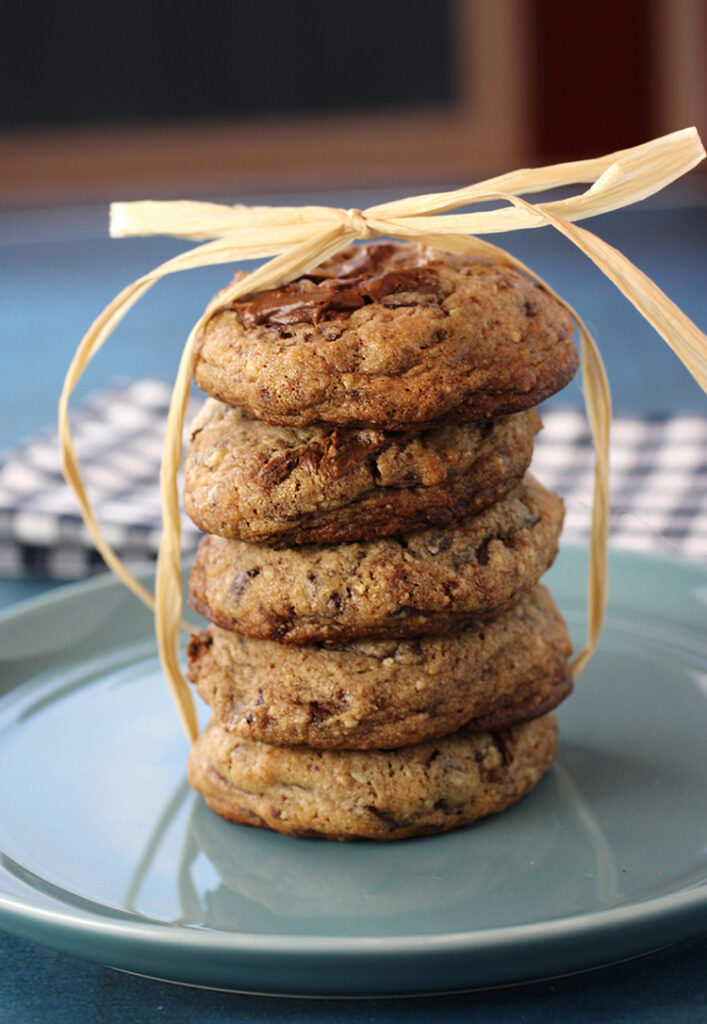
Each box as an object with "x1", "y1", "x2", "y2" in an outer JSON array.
[
  {"x1": 344, "y1": 207, "x2": 375, "y2": 239},
  {"x1": 62, "y1": 128, "x2": 707, "y2": 741}
]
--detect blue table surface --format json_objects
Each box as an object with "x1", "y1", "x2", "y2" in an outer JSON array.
[{"x1": 0, "y1": 186, "x2": 705, "y2": 1022}]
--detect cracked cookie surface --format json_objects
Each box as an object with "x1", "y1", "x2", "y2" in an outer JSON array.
[
  {"x1": 188, "y1": 585, "x2": 572, "y2": 749},
  {"x1": 188, "y1": 475, "x2": 564, "y2": 643},
  {"x1": 192, "y1": 242, "x2": 578, "y2": 429},
  {"x1": 183, "y1": 399, "x2": 541, "y2": 545},
  {"x1": 187, "y1": 714, "x2": 559, "y2": 840}
]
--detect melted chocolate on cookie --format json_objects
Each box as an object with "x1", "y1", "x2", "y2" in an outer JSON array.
[{"x1": 231, "y1": 243, "x2": 441, "y2": 326}]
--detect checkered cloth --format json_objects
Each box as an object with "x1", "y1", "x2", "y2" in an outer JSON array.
[
  {"x1": 0, "y1": 380, "x2": 201, "y2": 579},
  {"x1": 532, "y1": 410, "x2": 707, "y2": 563},
  {"x1": 0, "y1": 379, "x2": 705, "y2": 578}
]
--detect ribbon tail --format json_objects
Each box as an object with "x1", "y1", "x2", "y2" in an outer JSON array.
[
  {"x1": 539, "y1": 216, "x2": 707, "y2": 392},
  {"x1": 154, "y1": 224, "x2": 361, "y2": 742}
]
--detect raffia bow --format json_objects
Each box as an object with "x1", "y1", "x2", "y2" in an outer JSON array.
[{"x1": 60, "y1": 128, "x2": 707, "y2": 742}]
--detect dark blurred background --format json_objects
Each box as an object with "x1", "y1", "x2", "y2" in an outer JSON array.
[{"x1": 1, "y1": 0, "x2": 705, "y2": 204}]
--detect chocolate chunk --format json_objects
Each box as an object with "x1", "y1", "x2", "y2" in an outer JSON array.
[
  {"x1": 244, "y1": 280, "x2": 368, "y2": 325},
  {"x1": 475, "y1": 537, "x2": 492, "y2": 566},
  {"x1": 308, "y1": 701, "x2": 336, "y2": 724},
  {"x1": 230, "y1": 567, "x2": 260, "y2": 602},
  {"x1": 186, "y1": 629, "x2": 212, "y2": 663},
  {"x1": 256, "y1": 428, "x2": 391, "y2": 489},
  {"x1": 360, "y1": 267, "x2": 439, "y2": 302},
  {"x1": 257, "y1": 448, "x2": 304, "y2": 488},
  {"x1": 493, "y1": 730, "x2": 515, "y2": 765},
  {"x1": 475, "y1": 516, "x2": 541, "y2": 566},
  {"x1": 364, "y1": 805, "x2": 400, "y2": 828},
  {"x1": 297, "y1": 443, "x2": 321, "y2": 474},
  {"x1": 318, "y1": 428, "x2": 389, "y2": 481},
  {"x1": 230, "y1": 243, "x2": 441, "y2": 327},
  {"x1": 257, "y1": 440, "x2": 326, "y2": 488},
  {"x1": 483, "y1": 733, "x2": 515, "y2": 781}
]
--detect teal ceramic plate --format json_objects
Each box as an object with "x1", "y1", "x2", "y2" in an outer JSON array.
[{"x1": 0, "y1": 546, "x2": 705, "y2": 996}]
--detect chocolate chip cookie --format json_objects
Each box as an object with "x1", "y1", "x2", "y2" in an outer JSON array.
[
  {"x1": 187, "y1": 713, "x2": 559, "y2": 840},
  {"x1": 193, "y1": 242, "x2": 577, "y2": 429},
  {"x1": 183, "y1": 399, "x2": 541, "y2": 545},
  {"x1": 188, "y1": 475, "x2": 564, "y2": 643},
  {"x1": 187, "y1": 584, "x2": 572, "y2": 749}
]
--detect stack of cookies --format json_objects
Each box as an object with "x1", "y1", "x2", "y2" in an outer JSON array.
[{"x1": 184, "y1": 242, "x2": 579, "y2": 841}]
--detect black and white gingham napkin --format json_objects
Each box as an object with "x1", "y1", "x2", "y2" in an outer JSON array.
[
  {"x1": 532, "y1": 408, "x2": 707, "y2": 563},
  {"x1": 0, "y1": 380, "x2": 201, "y2": 579},
  {"x1": 0, "y1": 379, "x2": 705, "y2": 579}
]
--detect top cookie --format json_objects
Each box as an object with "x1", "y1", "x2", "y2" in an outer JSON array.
[{"x1": 193, "y1": 242, "x2": 578, "y2": 429}]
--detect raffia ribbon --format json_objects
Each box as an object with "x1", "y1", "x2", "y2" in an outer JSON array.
[{"x1": 60, "y1": 128, "x2": 707, "y2": 743}]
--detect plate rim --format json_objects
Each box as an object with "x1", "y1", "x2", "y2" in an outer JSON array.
[{"x1": 0, "y1": 870, "x2": 705, "y2": 956}]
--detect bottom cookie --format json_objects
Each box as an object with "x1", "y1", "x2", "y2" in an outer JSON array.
[{"x1": 187, "y1": 714, "x2": 559, "y2": 841}]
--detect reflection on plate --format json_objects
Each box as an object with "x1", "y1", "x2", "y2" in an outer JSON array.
[{"x1": 0, "y1": 547, "x2": 705, "y2": 996}]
